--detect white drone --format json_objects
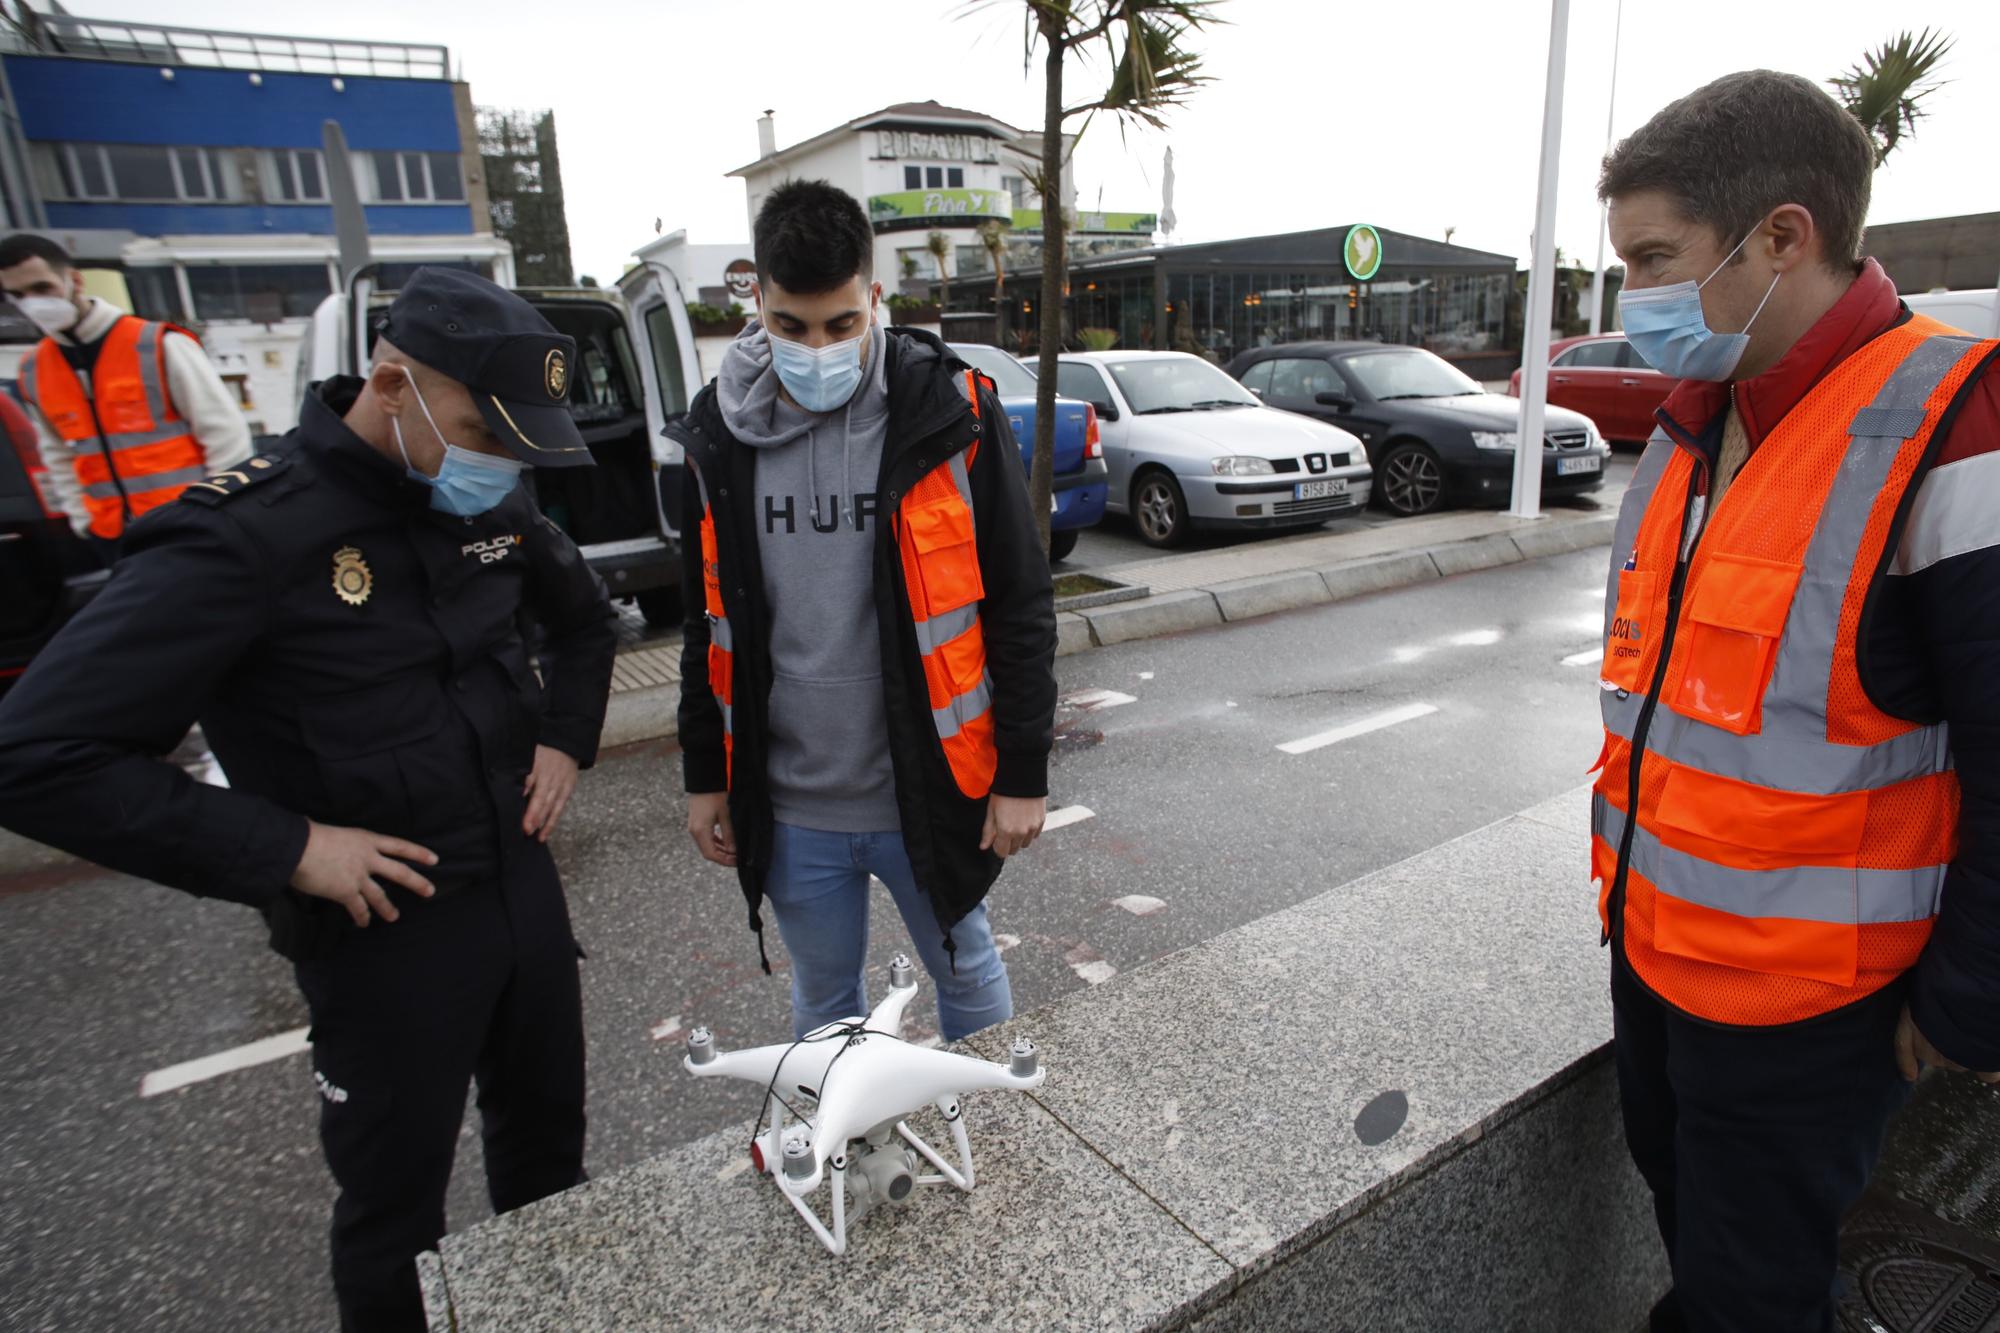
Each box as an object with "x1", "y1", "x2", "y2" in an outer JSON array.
[{"x1": 682, "y1": 953, "x2": 1045, "y2": 1256}]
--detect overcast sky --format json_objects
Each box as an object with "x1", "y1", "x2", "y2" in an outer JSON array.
[{"x1": 73, "y1": 0, "x2": 2000, "y2": 282}]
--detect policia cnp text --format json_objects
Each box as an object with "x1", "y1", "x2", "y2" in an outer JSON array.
[{"x1": 0, "y1": 269, "x2": 619, "y2": 1331}]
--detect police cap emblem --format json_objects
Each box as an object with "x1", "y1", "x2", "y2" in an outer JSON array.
[
  {"x1": 544, "y1": 348, "x2": 568, "y2": 401},
  {"x1": 332, "y1": 546, "x2": 373, "y2": 607}
]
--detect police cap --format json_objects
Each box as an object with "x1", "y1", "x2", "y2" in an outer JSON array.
[{"x1": 380, "y1": 266, "x2": 594, "y2": 468}]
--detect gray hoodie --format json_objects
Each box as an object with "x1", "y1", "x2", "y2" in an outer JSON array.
[{"x1": 717, "y1": 319, "x2": 900, "y2": 833}]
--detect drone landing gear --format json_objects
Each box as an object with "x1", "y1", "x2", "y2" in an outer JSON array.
[{"x1": 771, "y1": 1095, "x2": 976, "y2": 1256}]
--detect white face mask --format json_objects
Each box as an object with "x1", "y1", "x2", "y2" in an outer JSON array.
[{"x1": 17, "y1": 295, "x2": 80, "y2": 337}]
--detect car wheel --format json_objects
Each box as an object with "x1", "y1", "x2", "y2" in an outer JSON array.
[
  {"x1": 1131, "y1": 470, "x2": 1191, "y2": 548},
  {"x1": 1377, "y1": 441, "x2": 1446, "y2": 516},
  {"x1": 1048, "y1": 527, "x2": 1079, "y2": 563},
  {"x1": 635, "y1": 585, "x2": 684, "y2": 628}
]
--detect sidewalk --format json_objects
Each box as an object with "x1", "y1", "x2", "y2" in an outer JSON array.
[{"x1": 599, "y1": 494, "x2": 1622, "y2": 748}]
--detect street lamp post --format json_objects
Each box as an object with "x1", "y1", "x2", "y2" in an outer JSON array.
[
  {"x1": 1511, "y1": 0, "x2": 1570, "y2": 520},
  {"x1": 1587, "y1": 0, "x2": 1624, "y2": 337}
]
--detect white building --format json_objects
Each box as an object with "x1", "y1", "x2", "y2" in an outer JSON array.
[{"x1": 728, "y1": 101, "x2": 1150, "y2": 294}]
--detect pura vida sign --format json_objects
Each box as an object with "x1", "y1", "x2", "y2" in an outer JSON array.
[
  {"x1": 873, "y1": 130, "x2": 1001, "y2": 164},
  {"x1": 867, "y1": 189, "x2": 1013, "y2": 226}
]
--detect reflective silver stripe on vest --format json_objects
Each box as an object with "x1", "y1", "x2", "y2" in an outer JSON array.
[
  {"x1": 1602, "y1": 431, "x2": 1675, "y2": 643},
  {"x1": 1599, "y1": 341, "x2": 1968, "y2": 794},
  {"x1": 1760, "y1": 334, "x2": 1974, "y2": 741},
  {"x1": 133, "y1": 322, "x2": 175, "y2": 422},
  {"x1": 82, "y1": 464, "x2": 210, "y2": 500},
  {"x1": 914, "y1": 601, "x2": 979, "y2": 655},
  {"x1": 707, "y1": 613, "x2": 733, "y2": 654},
  {"x1": 1592, "y1": 793, "x2": 1944, "y2": 925},
  {"x1": 90, "y1": 423, "x2": 197, "y2": 451},
  {"x1": 933, "y1": 671, "x2": 992, "y2": 741}
]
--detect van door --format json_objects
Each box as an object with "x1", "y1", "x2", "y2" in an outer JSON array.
[{"x1": 618, "y1": 264, "x2": 703, "y2": 540}]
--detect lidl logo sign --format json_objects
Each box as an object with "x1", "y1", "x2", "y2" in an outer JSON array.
[{"x1": 1344, "y1": 224, "x2": 1383, "y2": 282}]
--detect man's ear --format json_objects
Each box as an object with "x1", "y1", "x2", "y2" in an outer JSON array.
[
  {"x1": 751, "y1": 280, "x2": 763, "y2": 316},
  {"x1": 1764, "y1": 203, "x2": 1818, "y2": 276},
  {"x1": 370, "y1": 360, "x2": 409, "y2": 411}
]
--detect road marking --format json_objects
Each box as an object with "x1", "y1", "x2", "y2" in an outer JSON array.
[
  {"x1": 1446, "y1": 628, "x2": 1503, "y2": 647},
  {"x1": 1138, "y1": 672, "x2": 1155, "y2": 681},
  {"x1": 1562, "y1": 647, "x2": 1605, "y2": 667},
  {"x1": 1278, "y1": 702, "x2": 1439, "y2": 755},
  {"x1": 1044, "y1": 805, "x2": 1096, "y2": 833},
  {"x1": 1062, "y1": 688, "x2": 1136, "y2": 711},
  {"x1": 1113, "y1": 894, "x2": 1166, "y2": 916},
  {"x1": 139, "y1": 1026, "x2": 311, "y2": 1098}
]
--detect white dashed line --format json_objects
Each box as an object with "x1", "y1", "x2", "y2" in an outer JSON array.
[
  {"x1": 139, "y1": 1027, "x2": 311, "y2": 1098},
  {"x1": 1446, "y1": 628, "x2": 1503, "y2": 647},
  {"x1": 1278, "y1": 702, "x2": 1440, "y2": 756},
  {"x1": 1562, "y1": 647, "x2": 1605, "y2": 667},
  {"x1": 1062, "y1": 688, "x2": 1137, "y2": 711},
  {"x1": 1112, "y1": 895, "x2": 1166, "y2": 917},
  {"x1": 1044, "y1": 805, "x2": 1096, "y2": 833}
]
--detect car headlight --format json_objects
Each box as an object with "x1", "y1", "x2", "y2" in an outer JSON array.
[
  {"x1": 1470, "y1": 430, "x2": 1519, "y2": 451},
  {"x1": 1211, "y1": 456, "x2": 1277, "y2": 476}
]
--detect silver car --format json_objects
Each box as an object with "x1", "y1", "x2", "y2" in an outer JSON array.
[{"x1": 1054, "y1": 351, "x2": 1373, "y2": 547}]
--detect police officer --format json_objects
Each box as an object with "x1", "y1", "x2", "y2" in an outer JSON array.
[{"x1": 0, "y1": 268, "x2": 618, "y2": 1331}]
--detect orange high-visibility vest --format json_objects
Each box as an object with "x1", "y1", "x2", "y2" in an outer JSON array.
[
  {"x1": 695, "y1": 369, "x2": 998, "y2": 799},
  {"x1": 17, "y1": 316, "x2": 208, "y2": 540},
  {"x1": 1593, "y1": 315, "x2": 1998, "y2": 1026}
]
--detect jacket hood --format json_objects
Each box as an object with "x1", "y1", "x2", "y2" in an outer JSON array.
[{"x1": 717, "y1": 317, "x2": 889, "y2": 448}]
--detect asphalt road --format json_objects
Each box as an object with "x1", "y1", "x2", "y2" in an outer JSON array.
[{"x1": 0, "y1": 545, "x2": 1620, "y2": 1332}]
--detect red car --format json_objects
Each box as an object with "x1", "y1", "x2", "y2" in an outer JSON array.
[{"x1": 1508, "y1": 333, "x2": 1675, "y2": 446}]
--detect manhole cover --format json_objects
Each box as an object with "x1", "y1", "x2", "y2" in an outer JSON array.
[{"x1": 1841, "y1": 1195, "x2": 2000, "y2": 1333}]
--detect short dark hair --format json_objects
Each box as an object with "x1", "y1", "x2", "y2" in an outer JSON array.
[
  {"x1": 1599, "y1": 70, "x2": 1875, "y2": 271},
  {"x1": 0, "y1": 233, "x2": 74, "y2": 273},
  {"x1": 753, "y1": 180, "x2": 874, "y2": 294}
]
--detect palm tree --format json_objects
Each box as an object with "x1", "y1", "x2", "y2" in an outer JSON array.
[
  {"x1": 926, "y1": 230, "x2": 953, "y2": 318},
  {"x1": 977, "y1": 219, "x2": 1010, "y2": 298},
  {"x1": 1830, "y1": 29, "x2": 1954, "y2": 166},
  {"x1": 966, "y1": 0, "x2": 1222, "y2": 552}
]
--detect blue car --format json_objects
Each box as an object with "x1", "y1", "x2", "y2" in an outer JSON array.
[{"x1": 950, "y1": 343, "x2": 1107, "y2": 562}]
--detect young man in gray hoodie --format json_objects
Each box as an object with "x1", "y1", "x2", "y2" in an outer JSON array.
[{"x1": 676, "y1": 180, "x2": 1057, "y2": 1042}]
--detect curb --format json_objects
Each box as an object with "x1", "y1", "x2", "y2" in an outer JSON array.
[{"x1": 602, "y1": 513, "x2": 1619, "y2": 750}]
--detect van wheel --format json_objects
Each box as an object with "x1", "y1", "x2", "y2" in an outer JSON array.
[
  {"x1": 1048, "y1": 528, "x2": 1079, "y2": 563},
  {"x1": 636, "y1": 586, "x2": 684, "y2": 628}
]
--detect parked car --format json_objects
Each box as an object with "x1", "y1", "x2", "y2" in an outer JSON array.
[
  {"x1": 1903, "y1": 288, "x2": 2000, "y2": 338},
  {"x1": 299, "y1": 263, "x2": 702, "y2": 625},
  {"x1": 1055, "y1": 350, "x2": 1372, "y2": 548},
  {"x1": 1505, "y1": 333, "x2": 1673, "y2": 446},
  {"x1": 948, "y1": 342, "x2": 1106, "y2": 562},
  {"x1": 0, "y1": 366, "x2": 104, "y2": 698},
  {"x1": 1227, "y1": 342, "x2": 1610, "y2": 517}
]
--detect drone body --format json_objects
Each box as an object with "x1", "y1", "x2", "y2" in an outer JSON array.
[{"x1": 682, "y1": 955, "x2": 1045, "y2": 1255}]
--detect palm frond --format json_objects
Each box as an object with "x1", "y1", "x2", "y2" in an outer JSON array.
[{"x1": 1830, "y1": 28, "x2": 1954, "y2": 165}]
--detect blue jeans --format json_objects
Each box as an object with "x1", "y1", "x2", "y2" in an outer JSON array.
[{"x1": 762, "y1": 823, "x2": 1012, "y2": 1043}]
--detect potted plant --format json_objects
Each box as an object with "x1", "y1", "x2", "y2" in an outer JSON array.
[
  {"x1": 687, "y1": 301, "x2": 748, "y2": 337},
  {"x1": 885, "y1": 292, "x2": 941, "y2": 326}
]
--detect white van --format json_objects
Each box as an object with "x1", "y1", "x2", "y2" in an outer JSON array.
[
  {"x1": 1903, "y1": 288, "x2": 2000, "y2": 339},
  {"x1": 297, "y1": 260, "x2": 703, "y2": 626}
]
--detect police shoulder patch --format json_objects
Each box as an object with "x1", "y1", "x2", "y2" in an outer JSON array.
[{"x1": 179, "y1": 453, "x2": 294, "y2": 506}]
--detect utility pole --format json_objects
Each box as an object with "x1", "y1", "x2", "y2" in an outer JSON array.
[
  {"x1": 1587, "y1": 0, "x2": 1623, "y2": 337},
  {"x1": 1511, "y1": 0, "x2": 1570, "y2": 520}
]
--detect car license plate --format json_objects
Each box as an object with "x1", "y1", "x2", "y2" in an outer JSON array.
[
  {"x1": 1557, "y1": 455, "x2": 1602, "y2": 476},
  {"x1": 1293, "y1": 479, "x2": 1350, "y2": 501}
]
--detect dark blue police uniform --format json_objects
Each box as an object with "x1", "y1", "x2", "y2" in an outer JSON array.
[{"x1": 0, "y1": 270, "x2": 619, "y2": 1331}]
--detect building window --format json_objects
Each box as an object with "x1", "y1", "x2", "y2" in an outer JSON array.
[
  {"x1": 897, "y1": 247, "x2": 939, "y2": 282},
  {"x1": 370, "y1": 151, "x2": 466, "y2": 204},
  {"x1": 31, "y1": 142, "x2": 249, "y2": 202},
  {"x1": 925, "y1": 166, "x2": 943, "y2": 188},
  {"x1": 1001, "y1": 174, "x2": 1029, "y2": 209},
  {"x1": 904, "y1": 165, "x2": 921, "y2": 190},
  {"x1": 186, "y1": 264, "x2": 334, "y2": 321},
  {"x1": 947, "y1": 167, "x2": 964, "y2": 188},
  {"x1": 266, "y1": 149, "x2": 329, "y2": 203}
]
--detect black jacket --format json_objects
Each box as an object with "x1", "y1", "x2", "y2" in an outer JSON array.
[
  {"x1": 0, "y1": 377, "x2": 618, "y2": 958},
  {"x1": 671, "y1": 327, "x2": 1057, "y2": 963}
]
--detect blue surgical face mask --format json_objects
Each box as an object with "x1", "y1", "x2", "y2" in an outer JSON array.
[
  {"x1": 1618, "y1": 229, "x2": 1781, "y2": 382},
  {"x1": 391, "y1": 368, "x2": 526, "y2": 517},
  {"x1": 768, "y1": 304, "x2": 874, "y2": 413}
]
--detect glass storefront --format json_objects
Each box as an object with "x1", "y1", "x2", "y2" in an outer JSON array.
[{"x1": 1163, "y1": 269, "x2": 1509, "y2": 367}]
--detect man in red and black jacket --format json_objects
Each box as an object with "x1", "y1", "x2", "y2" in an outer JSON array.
[{"x1": 673, "y1": 181, "x2": 1057, "y2": 1044}]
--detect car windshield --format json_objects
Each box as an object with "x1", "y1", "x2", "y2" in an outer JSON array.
[
  {"x1": 951, "y1": 343, "x2": 1039, "y2": 397},
  {"x1": 1104, "y1": 356, "x2": 1260, "y2": 414},
  {"x1": 1342, "y1": 348, "x2": 1482, "y2": 401}
]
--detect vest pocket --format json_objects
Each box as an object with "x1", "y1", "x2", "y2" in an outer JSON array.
[
  {"x1": 904, "y1": 497, "x2": 984, "y2": 615},
  {"x1": 1672, "y1": 553, "x2": 1802, "y2": 735}
]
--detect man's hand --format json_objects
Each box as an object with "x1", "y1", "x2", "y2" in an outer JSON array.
[
  {"x1": 980, "y1": 794, "x2": 1047, "y2": 858},
  {"x1": 1895, "y1": 1004, "x2": 2000, "y2": 1085},
  {"x1": 289, "y1": 821, "x2": 438, "y2": 927},
  {"x1": 523, "y1": 744, "x2": 580, "y2": 843},
  {"x1": 688, "y1": 791, "x2": 737, "y2": 868}
]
